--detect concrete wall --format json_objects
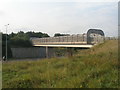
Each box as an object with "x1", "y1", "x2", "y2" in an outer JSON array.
[
  {"x1": 11, "y1": 47, "x2": 46, "y2": 58},
  {"x1": 11, "y1": 47, "x2": 57, "y2": 59}
]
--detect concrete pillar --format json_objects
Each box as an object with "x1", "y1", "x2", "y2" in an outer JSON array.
[{"x1": 46, "y1": 46, "x2": 48, "y2": 58}]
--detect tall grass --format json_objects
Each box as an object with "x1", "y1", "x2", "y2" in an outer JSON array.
[{"x1": 2, "y1": 40, "x2": 119, "y2": 88}]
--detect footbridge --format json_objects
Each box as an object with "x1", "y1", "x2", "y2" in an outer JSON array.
[{"x1": 31, "y1": 29, "x2": 105, "y2": 48}]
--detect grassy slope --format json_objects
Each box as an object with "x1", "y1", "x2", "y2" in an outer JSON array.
[{"x1": 2, "y1": 40, "x2": 119, "y2": 88}]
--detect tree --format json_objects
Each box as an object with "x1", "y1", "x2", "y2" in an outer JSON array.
[
  {"x1": 10, "y1": 34, "x2": 32, "y2": 47},
  {"x1": 26, "y1": 31, "x2": 49, "y2": 38},
  {"x1": 9, "y1": 32, "x2": 16, "y2": 39},
  {"x1": 54, "y1": 33, "x2": 70, "y2": 37}
]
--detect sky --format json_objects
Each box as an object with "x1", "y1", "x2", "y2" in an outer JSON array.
[{"x1": 0, "y1": 0, "x2": 118, "y2": 37}]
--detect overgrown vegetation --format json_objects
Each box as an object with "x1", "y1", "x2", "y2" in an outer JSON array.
[{"x1": 2, "y1": 40, "x2": 118, "y2": 88}]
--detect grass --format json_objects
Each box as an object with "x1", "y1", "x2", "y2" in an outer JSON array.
[{"x1": 2, "y1": 40, "x2": 119, "y2": 88}]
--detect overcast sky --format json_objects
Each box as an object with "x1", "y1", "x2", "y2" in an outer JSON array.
[{"x1": 0, "y1": 0, "x2": 118, "y2": 37}]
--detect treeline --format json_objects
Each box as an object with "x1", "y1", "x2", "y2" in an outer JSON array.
[
  {"x1": 3, "y1": 31, "x2": 50, "y2": 47},
  {"x1": 2, "y1": 31, "x2": 50, "y2": 58},
  {"x1": 54, "y1": 33, "x2": 70, "y2": 37}
]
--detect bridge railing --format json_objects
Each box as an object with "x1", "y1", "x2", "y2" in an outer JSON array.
[{"x1": 104, "y1": 37, "x2": 118, "y2": 40}]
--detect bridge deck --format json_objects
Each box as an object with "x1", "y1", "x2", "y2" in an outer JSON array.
[{"x1": 33, "y1": 44, "x2": 93, "y2": 48}]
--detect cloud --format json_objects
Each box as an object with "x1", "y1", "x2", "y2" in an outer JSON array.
[
  {"x1": 0, "y1": 1, "x2": 118, "y2": 37},
  {"x1": 0, "y1": 11, "x2": 5, "y2": 16},
  {"x1": 43, "y1": 2, "x2": 118, "y2": 36}
]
